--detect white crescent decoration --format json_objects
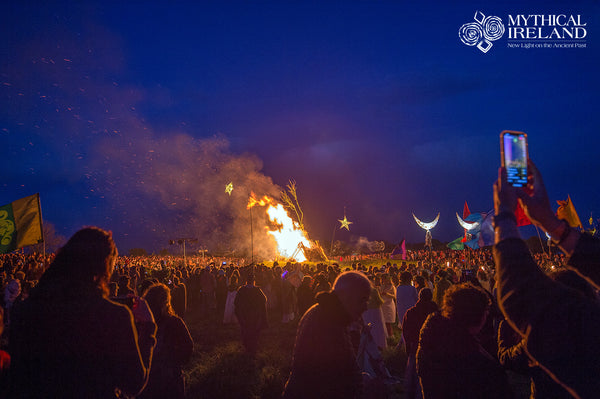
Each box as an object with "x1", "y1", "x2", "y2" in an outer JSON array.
[
  {"x1": 412, "y1": 212, "x2": 440, "y2": 231},
  {"x1": 456, "y1": 212, "x2": 480, "y2": 231}
]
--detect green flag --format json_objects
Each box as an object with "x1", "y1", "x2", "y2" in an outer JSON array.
[
  {"x1": 0, "y1": 193, "x2": 43, "y2": 254},
  {"x1": 447, "y1": 236, "x2": 464, "y2": 251}
]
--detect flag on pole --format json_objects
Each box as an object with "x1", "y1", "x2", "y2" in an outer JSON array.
[
  {"x1": 463, "y1": 201, "x2": 471, "y2": 220},
  {"x1": 447, "y1": 236, "x2": 465, "y2": 250},
  {"x1": 401, "y1": 239, "x2": 406, "y2": 260},
  {"x1": 515, "y1": 202, "x2": 531, "y2": 227},
  {"x1": 390, "y1": 239, "x2": 406, "y2": 260},
  {"x1": 556, "y1": 195, "x2": 583, "y2": 229},
  {"x1": 0, "y1": 193, "x2": 43, "y2": 254}
]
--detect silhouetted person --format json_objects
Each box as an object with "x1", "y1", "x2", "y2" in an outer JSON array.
[
  {"x1": 170, "y1": 275, "x2": 187, "y2": 319},
  {"x1": 140, "y1": 283, "x2": 193, "y2": 399},
  {"x1": 234, "y1": 271, "x2": 268, "y2": 355},
  {"x1": 117, "y1": 274, "x2": 135, "y2": 297},
  {"x1": 494, "y1": 160, "x2": 600, "y2": 398},
  {"x1": 9, "y1": 227, "x2": 156, "y2": 398},
  {"x1": 215, "y1": 270, "x2": 228, "y2": 317},
  {"x1": 296, "y1": 275, "x2": 315, "y2": 319},
  {"x1": 402, "y1": 288, "x2": 438, "y2": 399},
  {"x1": 283, "y1": 271, "x2": 372, "y2": 399},
  {"x1": 417, "y1": 283, "x2": 512, "y2": 398}
]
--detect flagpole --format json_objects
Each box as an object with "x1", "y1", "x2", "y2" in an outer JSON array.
[
  {"x1": 250, "y1": 206, "x2": 254, "y2": 264},
  {"x1": 329, "y1": 224, "x2": 337, "y2": 264},
  {"x1": 36, "y1": 193, "x2": 45, "y2": 257},
  {"x1": 534, "y1": 226, "x2": 546, "y2": 257}
]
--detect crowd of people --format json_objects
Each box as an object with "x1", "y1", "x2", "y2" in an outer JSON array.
[{"x1": 0, "y1": 161, "x2": 598, "y2": 398}]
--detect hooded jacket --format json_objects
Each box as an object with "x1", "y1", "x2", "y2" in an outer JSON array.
[{"x1": 283, "y1": 291, "x2": 362, "y2": 399}]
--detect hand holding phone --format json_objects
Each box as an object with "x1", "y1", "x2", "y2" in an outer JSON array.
[{"x1": 500, "y1": 130, "x2": 528, "y2": 187}]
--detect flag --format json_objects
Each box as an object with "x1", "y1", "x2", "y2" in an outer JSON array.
[
  {"x1": 515, "y1": 202, "x2": 531, "y2": 227},
  {"x1": 0, "y1": 193, "x2": 43, "y2": 254},
  {"x1": 461, "y1": 201, "x2": 471, "y2": 242},
  {"x1": 391, "y1": 239, "x2": 406, "y2": 260},
  {"x1": 401, "y1": 239, "x2": 406, "y2": 260},
  {"x1": 556, "y1": 195, "x2": 583, "y2": 229},
  {"x1": 465, "y1": 238, "x2": 480, "y2": 249},
  {"x1": 447, "y1": 237, "x2": 464, "y2": 250},
  {"x1": 477, "y1": 210, "x2": 495, "y2": 248}
]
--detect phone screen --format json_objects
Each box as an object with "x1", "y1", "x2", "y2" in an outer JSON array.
[{"x1": 501, "y1": 131, "x2": 528, "y2": 187}]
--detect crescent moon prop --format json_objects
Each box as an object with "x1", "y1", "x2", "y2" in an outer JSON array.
[
  {"x1": 412, "y1": 213, "x2": 440, "y2": 231},
  {"x1": 456, "y1": 212, "x2": 479, "y2": 231}
]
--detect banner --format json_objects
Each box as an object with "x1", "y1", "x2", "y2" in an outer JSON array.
[{"x1": 0, "y1": 193, "x2": 43, "y2": 254}]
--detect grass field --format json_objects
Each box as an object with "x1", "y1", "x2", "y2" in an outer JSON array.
[
  {"x1": 181, "y1": 301, "x2": 530, "y2": 399},
  {"x1": 182, "y1": 303, "x2": 407, "y2": 399}
]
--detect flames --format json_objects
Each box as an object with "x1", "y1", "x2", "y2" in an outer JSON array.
[{"x1": 247, "y1": 195, "x2": 311, "y2": 262}]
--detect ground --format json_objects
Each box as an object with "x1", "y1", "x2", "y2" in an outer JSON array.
[{"x1": 182, "y1": 302, "x2": 530, "y2": 399}]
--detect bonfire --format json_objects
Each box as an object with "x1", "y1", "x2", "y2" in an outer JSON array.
[{"x1": 247, "y1": 193, "x2": 327, "y2": 263}]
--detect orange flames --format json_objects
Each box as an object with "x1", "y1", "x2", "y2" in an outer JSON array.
[{"x1": 247, "y1": 195, "x2": 311, "y2": 262}]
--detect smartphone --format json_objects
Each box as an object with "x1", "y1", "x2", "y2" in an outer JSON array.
[{"x1": 500, "y1": 130, "x2": 528, "y2": 187}]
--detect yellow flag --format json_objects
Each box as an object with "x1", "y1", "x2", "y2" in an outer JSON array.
[
  {"x1": 556, "y1": 195, "x2": 583, "y2": 229},
  {"x1": 0, "y1": 193, "x2": 43, "y2": 253}
]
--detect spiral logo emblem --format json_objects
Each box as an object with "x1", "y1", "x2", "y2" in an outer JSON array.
[
  {"x1": 459, "y1": 11, "x2": 505, "y2": 53},
  {"x1": 482, "y1": 16, "x2": 505, "y2": 41},
  {"x1": 459, "y1": 22, "x2": 483, "y2": 46}
]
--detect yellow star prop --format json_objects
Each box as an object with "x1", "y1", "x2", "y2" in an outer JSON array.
[
  {"x1": 338, "y1": 216, "x2": 353, "y2": 230},
  {"x1": 225, "y1": 182, "x2": 233, "y2": 196}
]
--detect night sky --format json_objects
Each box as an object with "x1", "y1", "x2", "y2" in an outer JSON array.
[{"x1": 2, "y1": 1, "x2": 599, "y2": 254}]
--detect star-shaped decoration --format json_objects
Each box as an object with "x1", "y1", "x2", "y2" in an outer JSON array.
[
  {"x1": 338, "y1": 216, "x2": 353, "y2": 231},
  {"x1": 225, "y1": 182, "x2": 233, "y2": 196}
]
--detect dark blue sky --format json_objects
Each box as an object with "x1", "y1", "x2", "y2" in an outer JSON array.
[{"x1": 2, "y1": 1, "x2": 599, "y2": 254}]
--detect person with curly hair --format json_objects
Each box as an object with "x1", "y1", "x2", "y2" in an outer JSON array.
[{"x1": 417, "y1": 283, "x2": 512, "y2": 398}]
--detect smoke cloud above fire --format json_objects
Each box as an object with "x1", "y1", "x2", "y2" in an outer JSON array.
[{"x1": 1, "y1": 19, "x2": 286, "y2": 255}]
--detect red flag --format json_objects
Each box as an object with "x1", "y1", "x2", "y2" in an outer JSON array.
[
  {"x1": 515, "y1": 202, "x2": 531, "y2": 227},
  {"x1": 463, "y1": 201, "x2": 471, "y2": 219}
]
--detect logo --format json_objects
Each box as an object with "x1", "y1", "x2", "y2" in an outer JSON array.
[
  {"x1": 459, "y1": 11, "x2": 505, "y2": 53},
  {"x1": 506, "y1": 14, "x2": 587, "y2": 49}
]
